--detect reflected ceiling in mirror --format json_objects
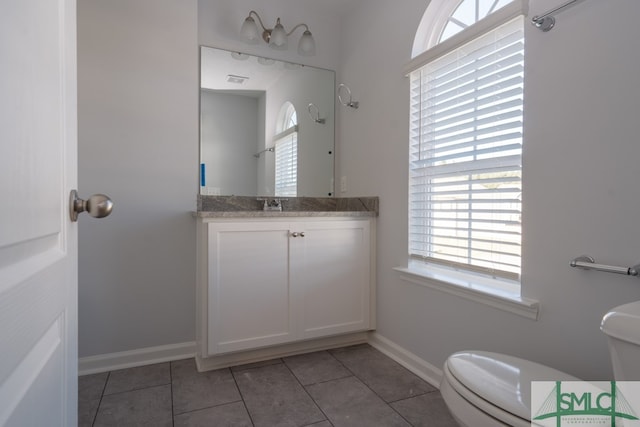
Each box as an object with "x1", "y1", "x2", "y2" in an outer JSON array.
[{"x1": 200, "y1": 46, "x2": 335, "y2": 197}]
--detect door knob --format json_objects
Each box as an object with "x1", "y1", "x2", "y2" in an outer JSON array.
[{"x1": 69, "y1": 190, "x2": 114, "y2": 222}]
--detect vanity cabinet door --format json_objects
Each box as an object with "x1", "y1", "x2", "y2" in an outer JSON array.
[
  {"x1": 292, "y1": 220, "x2": 371, "y2": 339},
  {"x1": 207, "y1": 222, "x2": 294, "y2": 355}
]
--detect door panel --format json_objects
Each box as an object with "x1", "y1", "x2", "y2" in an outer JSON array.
[
  {"x1": 0, "y1": 0, "x2": 78, "y2": 425},
  {"x1": 294, "y1": 220, "x2": 371, "y2": 338},
  {"x1": 208, "y1": 222, "x2": 294, "y2": 354}
]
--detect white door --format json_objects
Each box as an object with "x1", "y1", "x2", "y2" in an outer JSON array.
[{"x1": 0, "y1": 0, "x2": 78, "y2": 425}]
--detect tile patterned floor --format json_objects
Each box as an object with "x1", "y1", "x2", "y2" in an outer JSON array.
[{"x1": 79, "y1": 344, "x2": 458, "y2": 427}]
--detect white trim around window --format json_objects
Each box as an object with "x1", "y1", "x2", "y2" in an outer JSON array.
[
  {"x1": 394, "y1": 265, "x2": 539, "y2": 320},
  {"x1": 405, "y1": 0, "x2": 529, "y2": 76},
  {"x1": 402, "y1": 0, "x2": 534, "y2": 305}
]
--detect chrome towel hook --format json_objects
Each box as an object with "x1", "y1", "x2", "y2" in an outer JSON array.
[{"x1": 338, "y1": 83, "x2": 359, "y2": 109}]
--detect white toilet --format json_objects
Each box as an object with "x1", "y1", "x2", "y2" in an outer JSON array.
[{"x1": 440, "y1": 300, "x2": 640, "y2": 426}]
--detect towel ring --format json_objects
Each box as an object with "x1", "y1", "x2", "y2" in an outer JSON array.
[
  {"x1": 307, "y1": 103, "x2": 325, "y2": 124},
  {"x1": 338, "y1": 84, "x2": 359, "y2": 109}
]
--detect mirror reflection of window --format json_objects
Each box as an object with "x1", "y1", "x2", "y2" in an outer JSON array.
[{"x1": 274, "y1": 102, "x2": 298, "y2": 197}]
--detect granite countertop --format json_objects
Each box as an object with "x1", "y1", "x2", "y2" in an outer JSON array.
[
  {"x1": 196, "y1": 196, "x2": 379, "y2": 218},
  {"x1": 195, "y1": 210, "x2": 377, "y2": 218}
]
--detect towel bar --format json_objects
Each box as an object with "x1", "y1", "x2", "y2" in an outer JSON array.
[{"x1": 570, "y1": 255, "x2": 640, "y2": 277}]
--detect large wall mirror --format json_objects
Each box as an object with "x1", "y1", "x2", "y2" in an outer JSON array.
[{"x1": 200, "y1": 46, "x2": 335, "y2": 197}]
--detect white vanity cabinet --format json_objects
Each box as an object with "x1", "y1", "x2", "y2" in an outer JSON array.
[{"x1": 196, "y1": 216, "x2": 375, "y2": 366}]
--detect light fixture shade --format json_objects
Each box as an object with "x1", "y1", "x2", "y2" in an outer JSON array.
[
  {"x1": 240, "y1": 16, "x2": 259, "y2": 42},
  {"x1": 297, "y1": 30, "x2": 316, "y2": 56},
  {"x1": 269, "y1": 20, "x2": 288, "y2": 49},
  {"x1": 230, "y1": 52, "x2": 250, "y2": 61}
]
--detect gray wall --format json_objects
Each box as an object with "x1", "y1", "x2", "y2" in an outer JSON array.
[
  {"x1": 76, "y1": 0, "x2": 344, "y2": 358},
  {"x1": 198, "y1": 0, "x2": 344, "y2": 197},
  {"x1": 77, "y1": 0, "x2": 640, "y2": 383},
  {"x1": 200, "y1": 90, "x2": 260, "y2": 195},
  {"x1": 262, "y1": 66, "x2": 335, "y2": 197},
  {"x1": 77, "y1": 0, "x2": 198, "y2": 357},
  {"x1": 197, "y1": 0, "x2": 344, "y2": 71},
  {"x1": 336, "y1": 0, "x2": 640, "y2": 379}
]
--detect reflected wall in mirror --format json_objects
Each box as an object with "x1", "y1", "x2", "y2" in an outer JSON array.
[{"x1": 200, "y1": 46, "x2": 335, "y2": 197}]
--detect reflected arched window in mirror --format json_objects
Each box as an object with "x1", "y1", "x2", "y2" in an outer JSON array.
[{"x1": 274, "y1": 102, "x2": 298, "y2": 197}]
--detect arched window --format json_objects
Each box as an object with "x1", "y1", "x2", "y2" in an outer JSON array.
[
  {"x1": 407, "y1": 0, "x2": 526, "y2": 284},
  {"x1": 412, "y1": 0, "x2": 517, "y2": 55},
  {"x1": 274, "y1": 102, "x2": 298, "y2": 197}
]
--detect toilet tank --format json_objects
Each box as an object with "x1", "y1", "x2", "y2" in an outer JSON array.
[{"x1": 601, "y1": 300, "x2": 640, "y2": 381}]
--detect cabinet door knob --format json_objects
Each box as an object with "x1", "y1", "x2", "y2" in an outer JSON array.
[
  {"x1": 291, "y1": 232, "x2": 299, "y2": 237},
  {"x1": 300, "y1": 232, "x2": 305, "y2": 237}
]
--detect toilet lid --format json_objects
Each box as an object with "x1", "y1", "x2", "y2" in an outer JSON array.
[
  {"x1": 446, "y1": 351, "x2": 579, "y2": 420},
  {"x1": 601, "y1": 300, "x2": 640, "y2": 345}
]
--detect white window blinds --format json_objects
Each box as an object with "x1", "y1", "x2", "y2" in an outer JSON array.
[
  {"x1": 409, "y1": 16, "x2": 524, "y2": 279},
  {"x1": 275, "y1": 126, "x2": 298, "y2": 197}
]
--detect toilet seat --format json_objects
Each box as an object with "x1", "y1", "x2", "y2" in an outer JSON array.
[
  {"x1": 442, "y1": 356, "x2": 530, "y2": 426},
  {"x1": 441, "y1": 351, "x2": 579, "y2": 426}
]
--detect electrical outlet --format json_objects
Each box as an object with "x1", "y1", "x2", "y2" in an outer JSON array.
[{"x1": 340, "y1": 176, "x2": 347, "y2": 193}]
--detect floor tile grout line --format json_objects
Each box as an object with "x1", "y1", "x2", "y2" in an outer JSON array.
[
  {"x1": 385, "y1": 390, "x2": 433, "y2": 405},
  {"x1": 172, "y1": 399, "x2": 245, "y2": 417},
  {"x1": 100, "y1": 381, "x2": 173, "y2": 397},
  {"x1": 332, "y1": 344, "x2": 434, "y2": 404},
  {"x1": 325, "y1": 345, "x2": 410, "y2": 423},
  {"x1": 91, "y1": 371, "x2": 110, "y2": 427},
  {"x1": 282, "y1": 356, "x2": 333, "y2": 426},
  {"x1": 342, "y1": 374, "x2": 416, "y2": 427},
  {"x1": 329, "y1": 346, "x2": 425, "y2": 426},
  {"x1": 230, "y1": 368, "x2": 256, "y2": 427},
  {"x1": 174, "y1": 399, "x2": 243, "y2": 416},
  {"x1": 82, "y1": 345, "x2": 443, "y2": 426},
  {"x1": 325, "y1": 347, "x2": 361, "y2": 381},
  {"x1": 173, "y1": 362, "x2": 247, "y2": 417},
  {"x1": 169, "y1": 362, "x2": 175, "y2": 427},
  {"x1": 301, "y1": 373, "x2": 354, "y2": 387},
  {"x1": 230, "y1": 358, "x2": 283, "y2": 374},
  {"x1": 298, "y1": 346, "x2": 421, "y2": 426},
  {"x1": 281, "y1": 351, "x2": 354, "y2": 387}
]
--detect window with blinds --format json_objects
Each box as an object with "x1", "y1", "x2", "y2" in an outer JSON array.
[
  {"x1": 275, "y1": 126, "x2": 298, "y2": 197},
  {"x1": 409, "y1": 16, "x2": 524, "y2": 280},
  {"x1": 274, "y1": 102, "x2": 298, "y2": 197}
]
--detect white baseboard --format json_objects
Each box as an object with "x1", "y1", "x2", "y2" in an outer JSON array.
[
  {"x1": 367, "y1": 332, "x2": 443, "y2": 389},
  {"x1": 196, "y1": 332, "x2": 368, "y2": 372},
  {"x1": 78, "y1": 341, "x2": 196, "y2": 376},
  {"x1": 77, "y1": 333, "x2": 442, "y2": 386}
]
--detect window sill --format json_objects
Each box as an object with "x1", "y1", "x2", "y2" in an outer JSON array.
[{"x1": 393, "y1": 265, "x2": 539, "y2": 320}]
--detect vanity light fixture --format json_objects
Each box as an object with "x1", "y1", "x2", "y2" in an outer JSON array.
[{"x1": 240, "y1": 10, "x2": 316, "y2": 56}]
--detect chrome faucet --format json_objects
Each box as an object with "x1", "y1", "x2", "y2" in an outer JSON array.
[{"x1": 257, "y1": 198, "x2": 287, "y2": 211}]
